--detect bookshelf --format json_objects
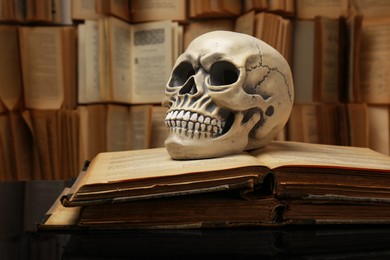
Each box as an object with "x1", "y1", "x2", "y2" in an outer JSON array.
[
  {"x1": 2, "y1": 0, "x2": 390, "y2": 257},
  {"x1": 0, "y1": 0, "x2": 389, "y2": 181}
]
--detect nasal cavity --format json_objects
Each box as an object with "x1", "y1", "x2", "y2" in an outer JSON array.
[{"x1": 179, "y1": 77, "x2": 198, "y2": 95}]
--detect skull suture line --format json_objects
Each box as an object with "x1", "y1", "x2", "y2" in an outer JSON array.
[{"x1": 162, "y1": 31, "x2": 294, "y2": 159}]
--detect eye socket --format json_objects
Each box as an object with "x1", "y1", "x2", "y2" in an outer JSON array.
[
  {"x1": 209, "y1": 61, "x2": 239, "y2": 86},
  {"x1": 168, "y1": 62, "x2": 195, "y2": 87}
]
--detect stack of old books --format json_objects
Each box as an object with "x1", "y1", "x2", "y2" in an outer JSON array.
[{"x1": 39, "y1": 140, "x2": 390, "y2": 230}]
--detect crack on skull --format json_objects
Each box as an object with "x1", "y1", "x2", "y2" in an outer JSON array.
[
  {"x1": 244, "y1": 42, "x2": 293, "y2": 103},
  {"x1": 165, "y1": 109, "x2": 234, "y2": 139}
]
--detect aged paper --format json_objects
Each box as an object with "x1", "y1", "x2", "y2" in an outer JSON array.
[
  {"x1": 360, "y1": 17, "x2": 390, "y2": 103},
  {"x1": 20, "y1": 27, "x2": 64, "y2": 109}
]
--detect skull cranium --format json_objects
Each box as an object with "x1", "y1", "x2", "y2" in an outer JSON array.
[{"x1": 162, "y1": 31, "x2": 294, "y2": 159}]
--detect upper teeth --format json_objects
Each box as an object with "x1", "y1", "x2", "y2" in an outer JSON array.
[{"x1": 165, "y1": 110, "x2": 225, "y2": 137}]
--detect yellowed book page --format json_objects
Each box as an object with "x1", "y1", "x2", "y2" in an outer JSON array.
[
  {"x1": 254, "y1": 12, "x2": 265, "y2": 39},
  {"x1": 150, "y1": 105, "x2": 168, "y2": 148},
  {"x1": 131, "y1": 0, "x2": 187, "y2": 22},
  {"x1": 62, "y1": 27, "x2": 77, "y2": 109},
  {"x1": 130, "y1": 21, "x2": 174, "y2": 104},
  {"x1": 183, "y1": 19, "x2": 234, "y2": 49},
  {"x1": 219, "y1": 0, "x2": 242, "y2": 15},
  {"x1": 171, "y1": 22, "x2": 182, "y2": 63},
  {"x1": 83, "y1": 147, "x2": 262, "y2": 185},
  {"x1": 296, "y1": 0, "x2": 349, "y2": 19},
  {"x1": 263, "y1": 13, "x2": 279, "y2": 48},
  {"x1": 87, "y1": 104, "x2": 107, "y2": 161},
  {"x1": 301, "y1": 104, "x2": 319, "y2": 143},
  {"x1": 52, "y1": 0, "x2": 72, "y2": 25},
  {"x1": 22, "y1": 110, "x2": 42, "y2": 180},
  {"x1": 347, "y1": 103, "x2": 368, "y2": 148},
  {"x1": 287, "y1": 104, "x2": 319, "y2": 143},
  {"x1": 72, "y1": 0, "x2": 102, "y2": 20},
  {"x1": 368, "y1": 105, "x2": 389, "y2": 155},
  {"x1": 107, "y1": 0, "x2": 130, "y2": 21},
  {"x1": 130, "y1": 105, "x2": 152, "y2": 150},
  {"x1": 106, "y1": 104, "x2": 131, "y2": 152},
  {"x1": 78, "y1": 20, "x2": 101, "y2": 103},
  {"x1": 292, "y1": 20, "x2": 314, "y2": 104},
  {"x1": 77, "y1": 105, "x2": 89, "y2": 168},
  {"x1": 9, "y1": 112, "x2": 33, "y2": 180},
  {"x1": 44, "y1": 187, "x2": 81, "y2": 226},
  {"x1": 77, "y1": 23, "x2": 86, "y2": 102},
  {"x1": 350, "y1": 0, "x2": 390, "y2": 18},
  {"x1": 107, "y1": 17, "x2": 132, "y2": 103},
  {"x1": 71, "y1": 110, "x2": 80, "y2": 176},
  {"x1": 60, "y1": 110, "x2": 76, "y2": 180},
  {"x1": 20, "y1": 27, "x2": 64, "y2": 109},
  {"x1": 30, "y1": 110, "x2": 53, "y2": 179},
  {"x1": 282, "y1": 19, "x2": 294, "y2": 64},
  {"x1": 46, "y1": 110, "x2": 61, "y2": 179},
  {"x1": 234, "y1": 10, "x2": 255, "y2": 35},
  {"x1": 26, "y1": 0, "x2": 52, "y2": 22},
  {"x1": 97, "y1": 18, "x2": 111, "y2": 102},
  {"x1": 315, "y1": 17, "x2": 340, "y2": 103},
  {"x1": 360, "y1": 17, "x2": 390, "y2": 104},
  {"x1": 0, "y1": 26, "x2": 22, "y2": 110},
  {"x1": 287, "y1": 105, "x2": 304, "y2": 142},
  {"x1": 251, "y1": 141, "x2": 390, "y2": 170}
]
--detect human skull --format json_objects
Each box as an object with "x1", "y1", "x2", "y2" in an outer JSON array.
[{"x1": 162, "y1": 31, "x2": 294, "y2": 159}]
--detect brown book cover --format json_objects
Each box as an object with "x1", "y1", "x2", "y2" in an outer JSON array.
[{"x1": 37, "y1": 141, "x2": 390, "y2": 230}]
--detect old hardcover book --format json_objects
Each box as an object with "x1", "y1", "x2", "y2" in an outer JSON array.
[
  {"x1": 356, "y1": 16, "x2": 390, "y2": 104},
  {"x1": 295, "y1": 0, "x2": 349, "y2": 19},
  {"x1": 71, "y1": 0, "x2": 102, "y2": 20},
  {"x1": 293, "y1": 17, "x2": 345, "y2": 104},
  {"x1": 0, "y1": 26, "x2": 23, "y2": 111},
  {"x1": 367, "y1": 105, "x2": 390, "y2": 155},
  {"x1": 26, "y1": 0, "x2": 72, "y2": 24},
  {"x1": 130, "y1": 0, "x2": 187, "y2": 22},
  {"x1": 61, "y1": 141, "x2": 390, "y2": 208},
  {"x1": 189, "y1": 0, "x2": 242, "y2": 19},
  {"x1": 77, "y1": 17, "x2": 182, "y2": 104},
  {"x1": 19, "y1": 26, "x2": 77, "y2": 110},
  {"x1": 40, "y1": 140, "x2": 390, "y2": 229},
  {"x1": 0, "y1": 0, "x2": 25, "y2": 22},
  {"x1": 95, "y1": 0, "x2": 131, "y2": 22},
  {"x1": 76, "y1": 191, "x2": 390, "y2": 228},
  {"x1": 183, "y1": 19, "x2": 234, "y2": 49}
]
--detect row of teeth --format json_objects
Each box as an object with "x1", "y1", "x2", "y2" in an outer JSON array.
[{"x1": 165, "y1": 110, "x2": 225, "y2": 136}]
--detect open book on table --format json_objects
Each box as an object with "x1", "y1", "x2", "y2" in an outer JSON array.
[
  {"x1": 40, "y1": 141, "x2": 390, "y2": 229},
  {"x1": 62, "y1": 141, "x2": 390, "y2": 207}
]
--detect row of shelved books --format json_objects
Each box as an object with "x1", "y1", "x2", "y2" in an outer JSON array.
[
  {"x1": 3, "y1": 0, "x2": 390, "y2": 25},
  {"x1": 0, "y1": 104, "x2": 168, "y2": 181},
  {"x1": 2, "y1": 101, "x2": 388, "y2": 181},
  {"x1": 289, "y1": 2, "x2": 390, "y2": 156},
  {"x1": 0, "y1": 19, "x2": 182, "y2": 111},
  {"x1": 293, "y1": 8, "x2": 390, "y2": 105},
  {"x1": 2, "y1": 0, "x2": 390, "y2": 182},
  {"x1": 2, "y1": 2, "x2": 390, "y2": 113},
  {"x1": 0, "y1": 9, "x2": 293, "y2": 112},
  {"x1": 287, "y1": 102, "x2": 390, "y2": 156},
  {"x1": 0, "y1": 0, "x2": 295, "y2": 24}
]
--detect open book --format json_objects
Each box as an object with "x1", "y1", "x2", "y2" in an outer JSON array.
[
  {"x1": 77, "y1": 17, "x2": 182, "y2": 105},
  {"x1": 62, "y1": 141, "x2": 390, "y2": 206},
  {"x1": 41, "y1": 141, "x2": 390, "y2": 229}
]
